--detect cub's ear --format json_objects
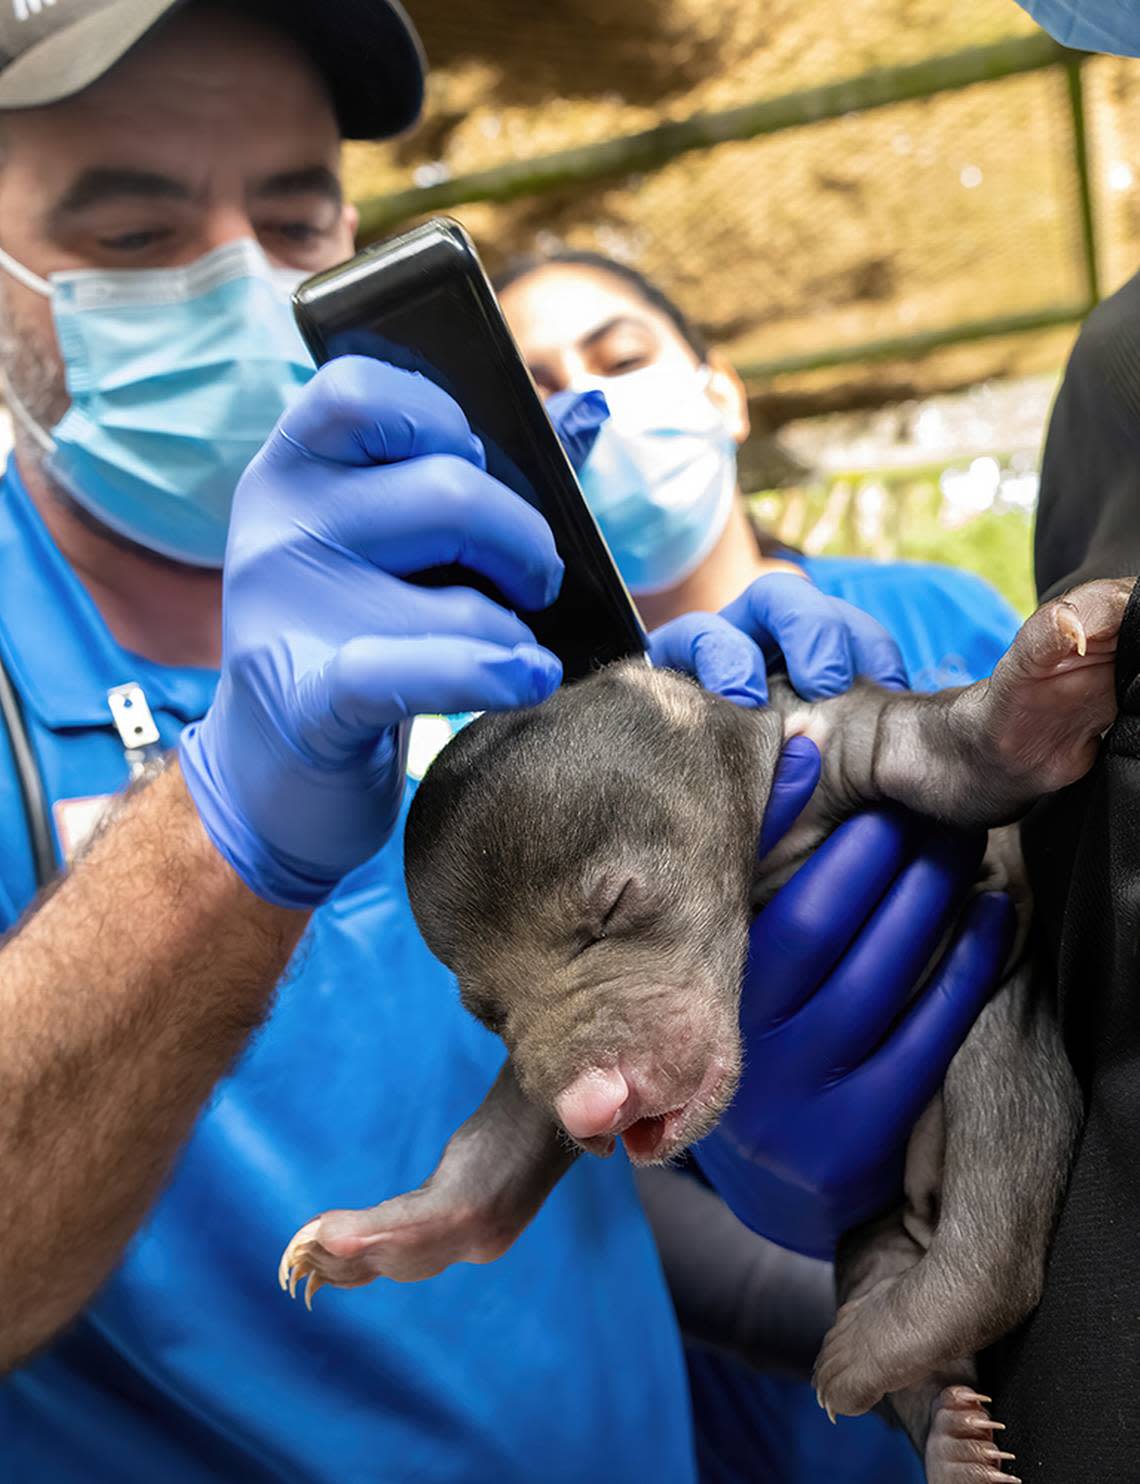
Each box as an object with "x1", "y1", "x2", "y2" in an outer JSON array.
[{"x1": 708, "y1": 694, "x2": 786, "y2": 835}]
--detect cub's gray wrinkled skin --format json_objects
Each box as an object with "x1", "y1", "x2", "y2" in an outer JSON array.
[{"x1": 280, "y1": 577, "x2": 1132, "y2": 1483}]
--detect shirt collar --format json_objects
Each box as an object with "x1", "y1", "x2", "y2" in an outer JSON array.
[{"x1": 0, "y1": 458, "x2": 218, "y2": 730}]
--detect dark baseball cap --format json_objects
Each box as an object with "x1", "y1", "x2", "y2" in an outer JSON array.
[{"x1": 0, "y1": 0, "x2": 426, "y2": 138}]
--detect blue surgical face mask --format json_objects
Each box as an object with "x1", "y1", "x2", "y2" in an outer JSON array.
[
  {"x1": 1015, "y1": 0, "x2": 1140, "y2": 53},
  {"x1": 572, "y1": 362, "x2": 737, "y2": 595},
  {"x1": 0, "y1": 238, "x2": 314, "y2": 566}
]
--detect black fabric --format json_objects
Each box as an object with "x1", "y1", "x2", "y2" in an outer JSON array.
[
  {"x1": 1035, "y1": 269, "x2": 1140, "y2": 600},
  {"x1": 978, "y1": 274, "x2": 1140, "y2": 1472}
]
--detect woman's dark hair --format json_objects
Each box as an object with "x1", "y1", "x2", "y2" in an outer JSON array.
[{"x1": 493, "y1": 249, "x2": 710, "y2": 363}]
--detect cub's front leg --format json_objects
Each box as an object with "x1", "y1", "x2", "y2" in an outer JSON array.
[
  {"x1": 786, "y1": 577, "x2": 1134, "y2": 831},
  {"x1": 280, "y1": 1059, "x2": 575, "y2": 1305}
]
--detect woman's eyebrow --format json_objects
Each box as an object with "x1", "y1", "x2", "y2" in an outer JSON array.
[{"x1": 580, "y1": 314, "x2": 651, "y2": 350}]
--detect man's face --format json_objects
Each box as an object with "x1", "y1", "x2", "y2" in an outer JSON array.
[{"x1": 0, "y1": 1, "x2": 357, "y2": 430}]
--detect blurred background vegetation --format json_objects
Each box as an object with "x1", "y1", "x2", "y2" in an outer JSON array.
[{"x1": 340, "y1": 0, "x2": 1140, "y2": 613}]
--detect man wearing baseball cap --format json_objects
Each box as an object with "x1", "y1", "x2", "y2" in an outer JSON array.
[
  {"x1": 0, "y1": 6, "x2": 699, "y2": 1479},
  {"x1": 0, "y1": 4, "x2": 1014, "y2": 1479}
]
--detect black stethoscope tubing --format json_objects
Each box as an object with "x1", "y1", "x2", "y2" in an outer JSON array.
[{"x1": 0, "y1": 647, "x2": 57, "y2": 890}]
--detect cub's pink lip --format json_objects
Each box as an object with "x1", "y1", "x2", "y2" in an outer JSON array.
[
  {"x1": 561, "y1": 1055, "x2": 739, "y2": 1161},
  {"x1": 620, "y1": 1103, "x2": 691, "y2": 1163},
  {"x1": 621, "y1": 1060, "x2": 738, "y2": 1164}
]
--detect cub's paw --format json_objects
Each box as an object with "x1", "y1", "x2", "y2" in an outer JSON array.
[
  {"x1": 278, "y1": 1185, "x2": 515, "y2": 1308},
  {"x1": 925, "y1": 1386, "x2": 1020, "y2": 1484},
  {"x1": 814, "y1": 1288, "x2": 900, "y2": 1419},
  {"x1": 984, "y1": 576, "x2": 1135, "y2": 796}
]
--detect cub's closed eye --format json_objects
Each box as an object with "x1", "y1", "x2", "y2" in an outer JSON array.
[
  {"x1": 572, "y1": 872, "x2": 653, "y2": 957},
  {"x1": 600, "y1": 876, "x2": 635, "y2": 929}
]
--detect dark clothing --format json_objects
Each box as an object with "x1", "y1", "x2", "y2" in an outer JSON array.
[
  {"x1": 1034, "y1": 269, "x2": 1140, "y2": 599},
  {"x1": 980, "y1": 271, "x2": 1140, "y2": 1472}
]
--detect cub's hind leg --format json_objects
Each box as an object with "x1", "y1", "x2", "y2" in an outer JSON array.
[{"x1": 816, "y1": 967, "x2": 1079, "y2": 1422}]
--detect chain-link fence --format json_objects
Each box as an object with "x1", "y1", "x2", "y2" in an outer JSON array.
[{"x1": 345, "y1": 2, "x2": 1140, "y2": 427}]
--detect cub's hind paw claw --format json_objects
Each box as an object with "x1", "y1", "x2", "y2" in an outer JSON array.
[{"x1": 926, "y1": 1384, "x2": 1019, "y2": 1484}]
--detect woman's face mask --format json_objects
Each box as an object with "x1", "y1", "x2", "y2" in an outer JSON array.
[
  {"x1": 0, "y1": 237, "x2": 314, "y2": 567},
  {"x1": 572, "y1": 361, "x2": 737, "y2": 596}
]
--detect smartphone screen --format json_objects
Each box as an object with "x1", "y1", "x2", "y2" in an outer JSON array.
[{"x1": 293, "y1": 219, "x2": 648, "y2": 682}]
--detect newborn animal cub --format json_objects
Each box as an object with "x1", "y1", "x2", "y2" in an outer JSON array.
[{"x1": 280, "y1": 578, "x2": 1132, "y2": 1482}]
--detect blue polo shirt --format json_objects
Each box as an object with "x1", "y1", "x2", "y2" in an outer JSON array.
[
  {"x1": 0, "y1": 458, "x2": 695, "y2": 1483},
  {"x1": 687, "y1": 550, "x2": 1021, "y2": 1484}
]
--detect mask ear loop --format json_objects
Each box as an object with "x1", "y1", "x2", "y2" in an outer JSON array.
[
  {"x1": 0, "y1": 244, "x2": 52, "y2": 299},
  {"x1": 2, "y1": 372, "x2": 56, "y2": 455},
  {"x1": 0, "y1": 246, "x2": 57, "y2": 453}
]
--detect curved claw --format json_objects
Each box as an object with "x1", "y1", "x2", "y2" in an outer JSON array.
[
  {"x1": 279, "y1": 1218, "x2": 319, "y2": 1292},
  {"x1": 1054, "y1": 601, "x2": 1087, "y2": 658}
]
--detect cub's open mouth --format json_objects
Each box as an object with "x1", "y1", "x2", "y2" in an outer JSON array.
[
  {"x1": 620, "y1": 1105, "x2": 689, "y2": 1162},
  {"x1": 556, "y1": 1053, "x2": 739, "y2": 1163}
]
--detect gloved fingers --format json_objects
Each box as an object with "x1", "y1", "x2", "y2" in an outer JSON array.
[
  {"x1": 832, "y1": 597, "x2": 911, "y2": 692},
  {"x1": 719, "y1": 573, "x2": 906, "y2": 700},
  {"x1": 276, "y1": 357, "x2": 485, "y2": 468},
  {"x1": 324, "y1": 456, "x2": 564, "y2": 615},
  {"x1": 648, "y1": 612, "x2": 769, "y2": 705},
  {"x1": 810, "y1": 828, "x2": 989, "y2": 1070},
  {"x1": 719, "y1": 573, "x2": 854, "y2": 700},
  {"x1": 396, "y1": 585, "x2": 540, "y2": 651},
  {"x1": 547, "y1": 388, "x2": 610, "y2": 472},
  {"x1": 757, "y1": 737, "x2": 822, "y2": 856},
  {"x1": 744, "y1": 809, "x2": 917, "y2": 1027},
  {"x1": 321, "y1": 634, "x2": 563, "y2": 736},
  {"x1": 854, "y1": 890, "x2": 1016, "y2": 1133}
]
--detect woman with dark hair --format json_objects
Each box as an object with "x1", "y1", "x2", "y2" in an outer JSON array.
[
  {"x1": 497, "y1": 249, "x2": 1018, "y2": 691},
  {"x1": 497, "y1": 249, "x2": 1023, "y2": 1484}
]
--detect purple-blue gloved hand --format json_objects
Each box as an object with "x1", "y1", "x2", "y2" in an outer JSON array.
[
  {"x1": 647, "y1": 573, "x2": 909, "y2": 706},
  {"x1": 694, "y1": 811, "x2": 1016, "y2": 1258},
  {"x1": 547, "y1": 386, "x2": 609, "y2": 471},
  {"x1": 181, "y1": 358, "x2": 565, "y2": 909},
  {"x1": 645, "y1": 571, "x2": 903, "y2": 849},
  {"x1": 646, "y1": 578, "x2": 1013, "y2": 1260}
]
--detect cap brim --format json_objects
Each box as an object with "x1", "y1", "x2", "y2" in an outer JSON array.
[{"x1": 0, "y1": 0, "x2": 425, "y2": 139}]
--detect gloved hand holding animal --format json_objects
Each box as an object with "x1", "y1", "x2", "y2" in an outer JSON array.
[{"x1": 280, "y1": 575, "x2": 1134, "y2": 1482}]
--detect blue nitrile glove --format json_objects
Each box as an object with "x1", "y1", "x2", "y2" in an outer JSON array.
[
  {"x1": 694, "y1": 811, "x2": 1016, "y2": 1259},
  {"x1": 649, "y1": 595, "x2": 1012, "y2": 1258},
  {"x1": 180, "y1": 357, "x2": 565, "y2": 909},
  {"x1": 646, "y1": 576, "x2": 899, "y2": 837},
  {"x1": 648, "y1": 572, "x2": 909, "y2": 706},
  {"x1": 547, "y1": 386, "x2": 609, "y2": 470}
]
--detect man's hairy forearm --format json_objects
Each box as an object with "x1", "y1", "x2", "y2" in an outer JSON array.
[{"x1": 0, "y1": 761, "x2": 306, "y2": 1372}]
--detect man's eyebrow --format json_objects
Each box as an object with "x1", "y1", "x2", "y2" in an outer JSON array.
[
  {"x1": 252, "y1": 167, "x2": 343, "y2": 206},
  {"x1": 52, "y1": 168, "x2": 193, "y2": 217},
  {"x1": 580, "y1": 315, "x2": 652, "y2": 351}
]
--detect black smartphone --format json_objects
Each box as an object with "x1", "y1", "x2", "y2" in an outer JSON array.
[{"x1": 292, "y1": 218, "x2": 648, "y2": 682}]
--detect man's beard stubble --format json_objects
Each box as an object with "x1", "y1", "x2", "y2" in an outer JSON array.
[
  {"x1": 0, "y1": 278, "x2": 69, "y2": 453},
  {"x1": 0, "y1": 280, "x2": 202, "y2": 568}
]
